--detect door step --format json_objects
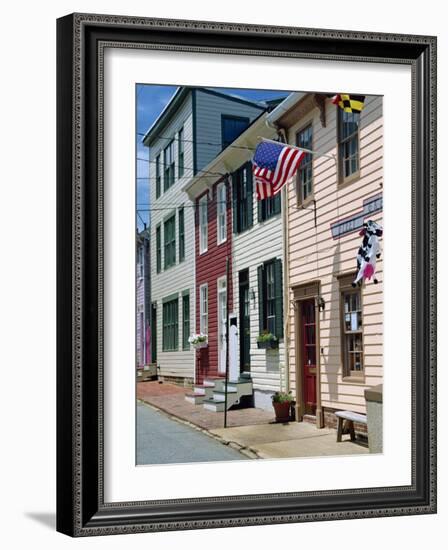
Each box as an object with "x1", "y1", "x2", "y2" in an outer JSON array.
[
  {"x1": 210, "y1": 388, "x2": 238, "y2": 402},
  {"x1": 192, "y1": 384, "x2": 214, "y2": 397},
  {"x1": 184, "y1": 392, "x2": 206, "y2": 405},
  {"x1": 303, "y1": 414, "x2": 317, "y2": 425},
  {"x1": 187, "y1": 376, "x2": 254, "y2": 412},
  {"x1": 202, "y1": 398, "x2": 226, "y2": 412}
]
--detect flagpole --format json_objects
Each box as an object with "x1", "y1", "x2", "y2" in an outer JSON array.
[{"x1": 258, "y1": 137, "x2": 337, "y2": 163}]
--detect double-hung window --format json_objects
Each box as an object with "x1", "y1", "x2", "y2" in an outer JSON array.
[
  {"x1": 178, "y1": 127, "x2": 184, "y2": 178},
  {"x1": 162, "y1": 297, "x2": 178, "y2": 351},
  {"x1": 200, "y1": 284, "x2": 208, "y2": 335},
  {"x1": 155, "y1": 154, "x2": 161, "y2": 199},
  {"x1": 338, "y1": 109, "x2": 360, "y2": 183},
  {"x1": 232, "y1": 163, "x2": 253, "y2": 234},
  {"x1": 217, "y1": 182, "x2": 227, "y2": 244},
  {"x1": 258, "y1": 193, "x2": 281, "y2": 222},
  {"x1": 296, "y1": 125, "x2": 313, "y2": 205},
  {"x1": 163, "y1": 214, "x2": 176, "y2": 269},
  {"x1": 137, "y1": 245, "x2": 144, "y2": 278},
  {"x1": 265, "y1": 262, "x2": 276, "y2": 334},
  {"x1": 163, "y1": 139, "x2": 175, "y2": 191},
  {"x1": 341, "y1": 287, "x2": 364, "y2": 377},
  {"x1": 199, "y1": 194, "x2": 208, "y2": 253},
  {"x1": 257, "y1": 259, "x2": 283, "y2": 339}
]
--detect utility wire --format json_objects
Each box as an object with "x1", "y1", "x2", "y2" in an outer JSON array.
[
  {"x1": 136, "y1": 210, "x2": 146, "y2": 225},
  {"x1": 137, "y1": 132, "x2": 258, "y2": 152},
  {"x1": 136, "y1": 157, "x2": 228, "y2": 179},
  {"x1": 136, "y1": 202, "x2": 227, "y2": 209}
]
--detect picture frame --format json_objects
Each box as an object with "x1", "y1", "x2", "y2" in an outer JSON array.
[{"x1": 56, "y1": 13, "x2": 437, "y2": 537}]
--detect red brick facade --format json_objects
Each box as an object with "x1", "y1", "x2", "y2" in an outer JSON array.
[{"x1": 195, "y1": 178, "x2": 233, "y2": 384}]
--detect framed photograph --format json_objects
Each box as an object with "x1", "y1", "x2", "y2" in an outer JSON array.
[{"x1": 56, "y1": 13, "x2": 437, "y2": 536}]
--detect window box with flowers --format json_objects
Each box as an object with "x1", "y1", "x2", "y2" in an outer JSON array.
[
  {"x1": 188, "y1": 333, "x2": 208, "y2": 350},
  {"x1": 256, "y1": 331, "x2": 279, "y2": 350}
]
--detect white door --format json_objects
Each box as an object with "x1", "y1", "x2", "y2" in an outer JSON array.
[{"x1": 218, "y1": 278, "x2": 227, "y2": 374}]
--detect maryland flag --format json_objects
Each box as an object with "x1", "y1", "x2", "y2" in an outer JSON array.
[{"x1": 331, "y1": 94, "x2": 365, "y2": 114}]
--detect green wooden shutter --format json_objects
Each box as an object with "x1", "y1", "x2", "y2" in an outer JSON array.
[
  {"x1": 246, "y1": 164, "x2": 253, "y2": 228},
  {"x1": 174, "y1": 299, "x2": 179, "y2": 350},
  {"x1": 257, "y1": 264, "x2": 265, "y2": 334},
  {"x1": 156, "y1": 226, "x2": 161, "y2": 273},
  {"x1": 232, "y1": 172, "x2": 238, "y2": 233},
  {"x1": 258, "y1": 198, "x2": 264, "y2": 223},
  {"x1": 274, "y1": 259, "x2": 284, "y2": 338}
]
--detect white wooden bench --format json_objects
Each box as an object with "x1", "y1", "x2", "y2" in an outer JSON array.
[{"x1": 335, "y1": 410, "x2": 367, "y2": 442}]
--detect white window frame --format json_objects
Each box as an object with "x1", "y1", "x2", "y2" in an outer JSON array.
[
  {"x1": 137, "y1": 246, "x2": 144, "y2": 279},
  {"x1": 216, "y1": 182, "x2": 227, "y2": 245},
  {"x1": 199, "y1": 194, "x2": 208, "y2": 254},
  {"x1": 200, "y1": 284, "x2": 208, "y2": 335}
]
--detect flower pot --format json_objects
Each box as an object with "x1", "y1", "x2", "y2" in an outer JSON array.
[
  {"x1": 272, "y1": 401, "x2": 291, "y2": 422},
  {"x1": 192, "y1": 341, "x2": 208, "y2": 350},
  {"x1": 257, "y1": 339, "x2": 279, "y2": 350}
]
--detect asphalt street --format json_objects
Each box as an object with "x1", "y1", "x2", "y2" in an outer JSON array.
[{"x1": 137, "y1": 402, "x2": 246, "y2": 465}]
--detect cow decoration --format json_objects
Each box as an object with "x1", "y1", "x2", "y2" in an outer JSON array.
[{"x1": 352, "y1": 220, "x2": 383, "y2": 287}]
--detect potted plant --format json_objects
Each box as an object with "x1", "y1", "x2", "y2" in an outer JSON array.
[
  {"x1": 188, "y1": 332, "x2": 208, "y2": 350},
  {"x1": 272, "y1": 391, "x2": 294, "y2": 422},
  {"x1": 256, "y1": 331, "x2": 279, "y2": 349}
]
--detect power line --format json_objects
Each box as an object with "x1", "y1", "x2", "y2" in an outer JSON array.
[
  {"x1": 137, "y1": 132, "x2": 258, "y2": 152},
  {"x1": 136, "y1": 210, "x2": 147, "y2": 225},
  {"x1": 136, "y1": 202, "x2": 226, "y2": 209},
  {"x1": 136, "y1": 157, "x2": 228, "y2": 179}
]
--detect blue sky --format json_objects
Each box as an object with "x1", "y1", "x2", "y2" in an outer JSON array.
[{"x1": 136, "y1": 85, "x2": 291, "y2": 230}]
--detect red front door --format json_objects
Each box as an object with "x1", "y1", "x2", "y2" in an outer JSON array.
[{"x1": 301, "y1": 300, "x2": 317, "y2": 415}]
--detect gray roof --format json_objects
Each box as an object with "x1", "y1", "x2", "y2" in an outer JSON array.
[{"x1": 141, "y1": 86, "x2": 265, "y2": 147}]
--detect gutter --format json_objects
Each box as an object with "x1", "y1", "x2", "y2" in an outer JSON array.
[
  {"x1": 266, "y1": 92, "x2": 306, "y2": 128},
  {"x1": 182, "y1": 111, "x2": 271, "y2": 199}
]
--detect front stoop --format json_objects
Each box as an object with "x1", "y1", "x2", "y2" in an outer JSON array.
[
  {"x1": 189, "y1": 376, "x2": 253, "y2": 413},
  {"x1": 184, "y1": 392, "x2": 206, "y2": 405}
]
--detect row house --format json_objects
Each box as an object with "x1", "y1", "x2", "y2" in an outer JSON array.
[
  {"x1": 184, "y1": 112, "x2": 287, "y2": 411},
  {"x1": 142, "y1": 86, "x2": 265, "y2": 385},
  {"x1": 136, "y1": 227, "x2": 151, "y2": 368},
  {"x1": 267, "y1": 92, "x2": 383, "y2": 428}
]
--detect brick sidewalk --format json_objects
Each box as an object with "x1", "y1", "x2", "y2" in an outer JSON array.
[{"x1": 137, "y1": 381, "x2": 274, "y2": 430}]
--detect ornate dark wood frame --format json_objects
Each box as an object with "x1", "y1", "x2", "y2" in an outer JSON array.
[{"x1": 56, "y1": 13, "x2": 437, "y2": 537}]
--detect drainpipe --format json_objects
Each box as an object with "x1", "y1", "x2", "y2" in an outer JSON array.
[{"x1": 266, "y1": 118, "x2": 291, "y2": 397}]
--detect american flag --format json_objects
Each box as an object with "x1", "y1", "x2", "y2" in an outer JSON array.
[{"x1": 252, "y1": 140, "x2": 305, "y2": 200}]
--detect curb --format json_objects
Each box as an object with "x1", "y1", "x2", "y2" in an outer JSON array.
[{"x1": 137, "y1": 398, "x2": 262, "y2": 459}]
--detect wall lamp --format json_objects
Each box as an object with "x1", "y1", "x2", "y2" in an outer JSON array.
[{"x1": 317, "y1": 296, "x2": 326, "y2": 312}]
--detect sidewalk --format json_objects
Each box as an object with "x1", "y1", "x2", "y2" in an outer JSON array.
[
  {"x1": 137, "y1": 381, "x2": 369, "y2": 459},
  {"x1": 210, "y1": 422, "x2": 369, "y2": 459},
  {"x1": 137, "y1": 380, "x2": 273, "y2": 430}
]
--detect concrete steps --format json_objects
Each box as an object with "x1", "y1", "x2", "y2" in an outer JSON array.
[
  {"x1": 189, "y1": 376, "x2": 253, "y2": 412},
  {"x1": 184, "y1": 392, "x2": 206, "y2": 405}
]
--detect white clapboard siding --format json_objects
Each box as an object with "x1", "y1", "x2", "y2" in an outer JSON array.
[
  {"x1": 148, "y1": 94, "x2": 196, "y2": 381},
  {"x1": 146, "y1": 90, "x2": 266, "y2": 382},
  {"x1": 286, "y1": 95, "x2": 383, "y2": 415},
  {"x1": 194, "y1": 90, "x2": 264, "y2": 172},
  {"x1": 232, "y1": 186, "x2": 286, "y2": 402}
]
